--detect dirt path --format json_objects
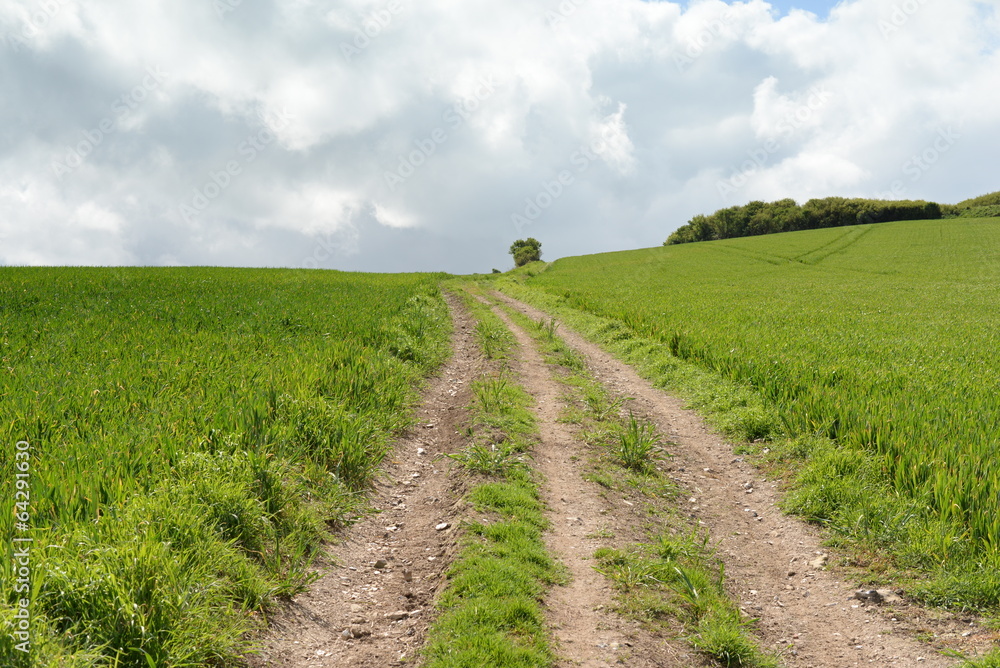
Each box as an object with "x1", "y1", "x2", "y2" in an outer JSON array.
[
  {"x1": 491, "y1": 291, "x2": 976, "y2": 668},
  {"x1": 480, "y1": 297, "x2": 694, "y2": 667},
  {"x1": 246, "y1": 293, "x2": 481, "y2": 667}
]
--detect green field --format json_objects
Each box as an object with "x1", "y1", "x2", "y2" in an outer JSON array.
[
  {"x1": 509, "y1": 217, "x2": 1000, "y2": 608},
  {"x1": 0, "y1": 267, "x2": 449, "y2": 665},
  {"x1": 5, "y1": 216, "x2": 1000, "y2": 665}
]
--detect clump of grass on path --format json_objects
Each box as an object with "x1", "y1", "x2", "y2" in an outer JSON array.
[{"x1": 615, "y1": 413, "x2": 662, "y2": 472}]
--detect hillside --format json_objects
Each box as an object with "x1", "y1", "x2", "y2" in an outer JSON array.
[{"x1": 511, "y1": 217, "x2": 1000, "y2": 609}]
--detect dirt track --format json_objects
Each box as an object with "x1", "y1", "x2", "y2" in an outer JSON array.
[
  {"x1": 247, "y1": 289, "x2": 987, "y2": 667},
  {"x1": 483, "y1": 297, "x2": 696, "y2": 667}
]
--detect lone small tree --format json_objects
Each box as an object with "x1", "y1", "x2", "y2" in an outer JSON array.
[{"x1": 509, "y1": 238, "x2": 542, "y2": 267}]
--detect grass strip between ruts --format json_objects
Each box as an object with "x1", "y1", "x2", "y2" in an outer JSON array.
[{"x1": 421, "y1": 287, "x2": 560, "y2": 668}]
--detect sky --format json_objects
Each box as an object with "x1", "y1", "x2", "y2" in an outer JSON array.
[
  {"x1": 753, "y1": 0, "x2": 839, "y2": 17},
  {"x1": 0, "y1": 1, "x2": 997, "y2": 274}
]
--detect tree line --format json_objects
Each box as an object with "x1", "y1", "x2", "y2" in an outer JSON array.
[{"x1": 665, "y1": 197, "x2": 946, "y2": 245}]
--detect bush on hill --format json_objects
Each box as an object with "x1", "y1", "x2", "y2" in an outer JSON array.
[{"x1": 510, "y1": 238, "x2": 542, "y2": 267}]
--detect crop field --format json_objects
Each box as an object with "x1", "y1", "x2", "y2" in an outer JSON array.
[
  {"x1": 512, "y1": 217, "x2": 1000, "y2": 608},
  {"x1": 6, "y1": 218, "x2": 1000, "y2": 667},
  {"x1": 0, "y1": 267, "x2": 449, "y2": 666}
]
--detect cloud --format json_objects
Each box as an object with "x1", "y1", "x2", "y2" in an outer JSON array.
[
  {"x1": 1, "y1": 0, "x2": 997, "y2": 272},
  {"x1": 372, "y1": 202, "x2": 417, "y2": 229}
]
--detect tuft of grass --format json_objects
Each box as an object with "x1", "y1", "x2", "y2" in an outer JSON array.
[
  {"x1": 476, "y1": 317, "x2": 516, "y2": 360},
  {"x1": 535, "y1": 316, "x2": 559, "y2": 341},
  {"x1": 596, "y1": 536, "x2": 778, "y2": 668},
  {"x1": 447, "y1": 441, "x2": 526, "y2": 476},
  {"x1": 693, "y1": 609, "x2": 779, "y2": 668},
  {"x1": 616, "y1": 413, "x2": 662, "y2": 472},
  {"x1": 956, "y1": 650, "x2": 1000, "y2": 667},
  {"x1": 468, "y1": 373, "x2": 535, "y2": 439},
  {"x1": 583, "y1": 385, "x2": 626, "y2": 422},
  {"x1": 473, "y1": 374, "x2": 513, "y2": 414}
]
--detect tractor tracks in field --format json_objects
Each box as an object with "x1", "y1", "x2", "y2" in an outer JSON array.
[{"x1": 248, "y1": 289, "x2": 977, "y2": 668}]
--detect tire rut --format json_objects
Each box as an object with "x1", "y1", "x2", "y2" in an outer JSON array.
[{"x1": 246, "y1": 292, "x2": 481, "y2": 668}]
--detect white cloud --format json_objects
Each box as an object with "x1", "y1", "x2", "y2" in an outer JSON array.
[
  {"x1": 591, "y1": 103, "x2": 636, "y2": 175},
  {"x1": 72, "y1": 202, "x2": 125, "y2": 233},
  {"x1": 372, "y1": 203, "x2": 417, "y2": 229},
  {"x1": 0, "y1": 0, "x2": 997, "y2": 271},
  {"x1": 252, "y1": 184, "x2": 360, "y2": 236}
]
